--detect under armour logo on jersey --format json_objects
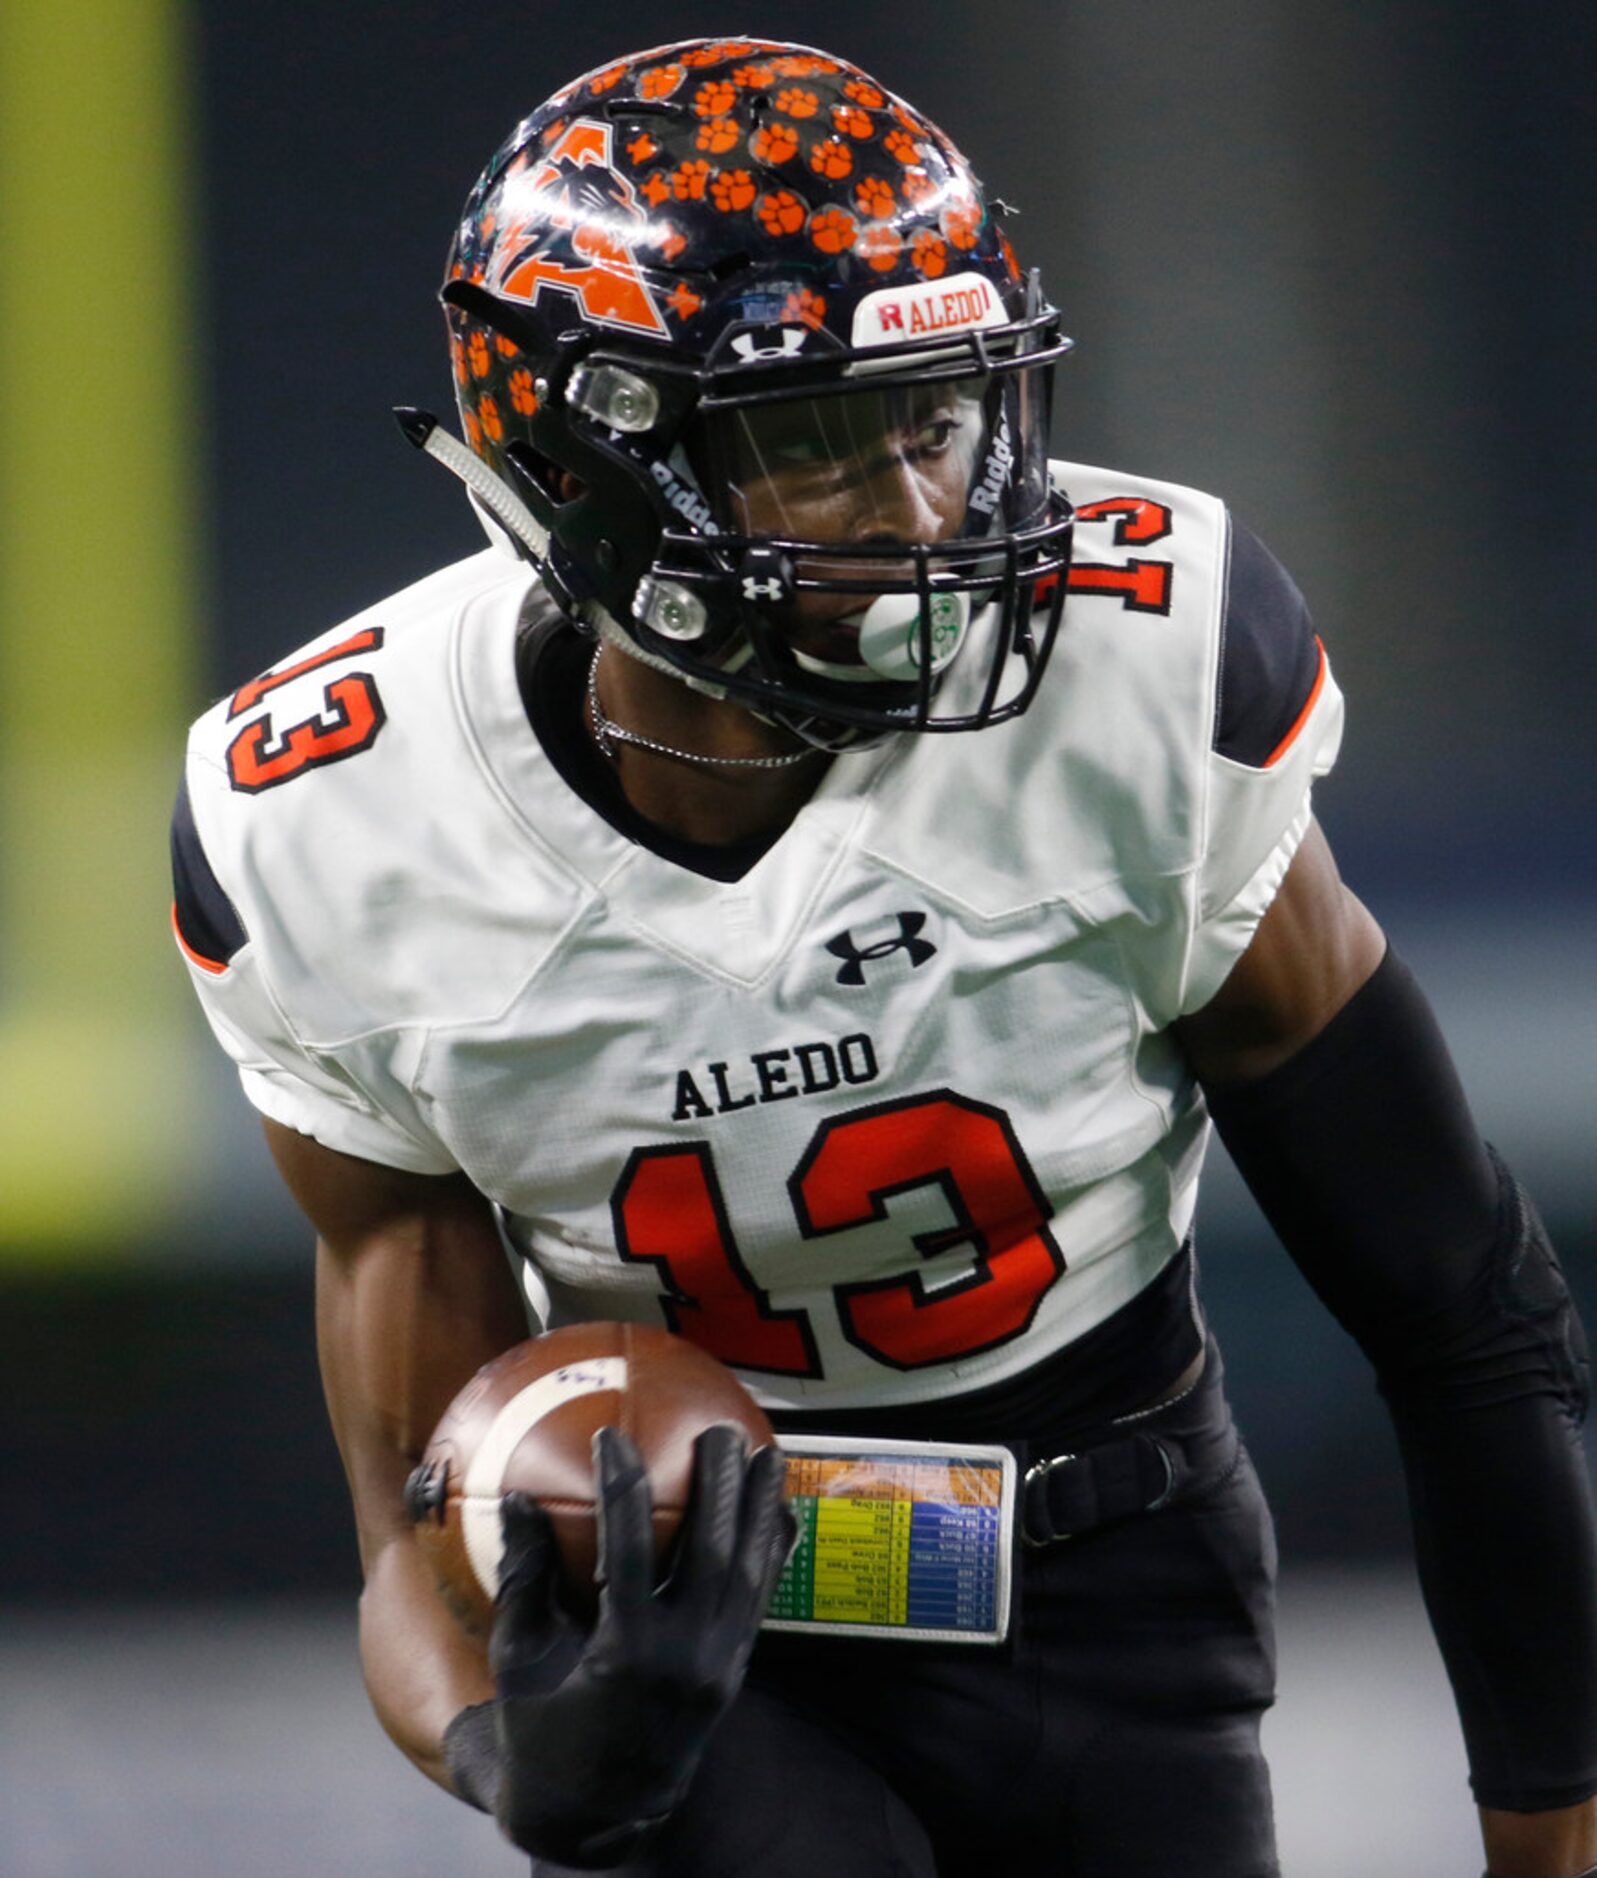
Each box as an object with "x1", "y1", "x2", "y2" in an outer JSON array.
[{"x1": 824, "y1": 912, "x2": 937, "y2": 987}]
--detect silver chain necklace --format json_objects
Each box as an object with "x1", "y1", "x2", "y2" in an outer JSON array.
[{"x1": 586, "y1": 648, "x2": 818, "y2": 770}]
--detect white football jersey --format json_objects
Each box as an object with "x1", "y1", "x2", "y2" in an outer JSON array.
[{"x1": 176, "y1": 462, "x2": 1342, "y2": 1411}]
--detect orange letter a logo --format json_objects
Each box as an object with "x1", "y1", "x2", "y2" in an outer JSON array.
[{"x1": 492, "y1": 120, "x2": 669, "y2": 338}]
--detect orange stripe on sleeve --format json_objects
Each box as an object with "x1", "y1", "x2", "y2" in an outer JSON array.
[
  {"x1": 1262, "y1": 637, "x2": 1328, "y2": 769},
  {"x1": 171, "y1": 901, "x2": 229, "y2": 976}
]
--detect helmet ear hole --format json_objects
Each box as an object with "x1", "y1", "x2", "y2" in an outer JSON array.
[{"x1": 505, "y1": 441, "x2": 579, "y2": 506}]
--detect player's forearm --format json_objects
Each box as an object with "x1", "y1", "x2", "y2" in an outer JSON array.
[
  {"x1": 1480, "y1": 1797, "x2": 1597, "y2": 1878},
  {"x1": 1387, "y1": 1378, "x2": 1597, "y2": 1809},
  {"x1": 358, "y1": 1532, "x2": 495, "y2": 1791}
]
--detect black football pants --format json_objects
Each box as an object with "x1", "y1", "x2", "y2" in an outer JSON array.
[{"x1": 531, "y1": 1344, "x2": 1280, "y2": 1878}]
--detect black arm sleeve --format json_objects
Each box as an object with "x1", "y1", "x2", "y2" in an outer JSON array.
[{"x1": 1204, "y1": 946, "x2": 1597, "y2": 1809}]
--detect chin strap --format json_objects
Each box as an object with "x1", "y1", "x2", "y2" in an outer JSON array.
[
  {"x1": 393, "y1": 407, "x2": 551, "y2": 561},
  {"x1": 590, "y1": 610, "x2": 729, "y2": 700},
  {"x1": 592, "y1": 614, "x2": 890, "y2": 754}
]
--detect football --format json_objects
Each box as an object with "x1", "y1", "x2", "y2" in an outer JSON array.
[{"x1": 405, "y1": 1321, "x2": 776, "y2": 1634}]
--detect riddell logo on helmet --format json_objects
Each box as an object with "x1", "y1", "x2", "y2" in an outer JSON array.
[
  {"x1": 851, "y1": 273, "x2": 1005, "y2": 348},
  {"x1": 968, "y1": 409, "x2": 1014, "y2": 516},
  {"x1": 650, "y1": 459, "x2": 720, "y2": 535},
  {"x1": 492, "y1": 119, "x2": 669, "y2": 337}
]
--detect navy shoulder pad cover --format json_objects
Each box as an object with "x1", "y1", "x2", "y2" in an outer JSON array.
[
  {"x1": 171, "y1": 776, "x2": 248, "y2": 969},
  {"x1": 1214, "y1": 523, "x2": 1323, "y2": 767}
]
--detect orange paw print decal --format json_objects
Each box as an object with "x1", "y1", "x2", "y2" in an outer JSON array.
[
  {"x1": 751, "y1": 122, "x2": 799, "y2": 164},
  {"x1": 854, "y1": 175, "x2": 896, "y2": 219},
  {"x1": 732, "y1": 62, "x2": 774, "y2": 88},
  {"x1": 696, "y1": 117, "x2": 740, "y2": 155},
  {"x1": 625, "y1": 131, "x2": 658, "y2": 165},
  {"x1": 639, "y1": 63, "x2": 686, "y2": 100},
  {"x1": 467, "y1": 331, "x2": 491, "y2": 377},
  {"x1": 478, "y1": 396, "x2": 504, "y2": 443},
  {"x1": 673, "y1": 159, "x2": 712, "y2": 200},
  {"x1": 711, "y1": 168, "x2": 757, "y2": 212},
  {"x1": 844, "y1": 78, "x2": 886, "y2": 108},
  {"x1": 809, "y1": 206, "x2": 858, "y2": 254},
  {"x1": 495, "y1": 333, "x2": 520, "y2": 358},
  {"x1": 775, "y1": 87, "x2": 820, "y2": 119},
  {"x1": 883, "y1": 128, "x2": 921, "y2": 165},
  {"x1": 782, "y1": 288, "x2": 828, "y2": 329},
  {"x1": 588, "y1": 64, "x2": 626, "y2": 95},
  {"x1": 757, "y1": 190, "x2": 807, "y2": 236},
  {"x1": 900, "y1": 166, "x2": 938, "y2": 206},
  {"x1": 809, "y1": 137, "x2": 854, "y2": 180},
  {"x1": 464, "y1": 409, "x2": 483, "y2": 452},
  {"x1": 941, "y1": 200, "x2": 983, "y2": 250},
  {"x1": 509, "y1": 369, "x2": 539, "y2": 415},
  {"x1": 910, "y1": 230, "x2": 948, "y2": 279},
  {"x1": 831, "y1": 104, "x2": 874, "y2": 140},
  {"x1": 857, "y1": 224, "x2": 903, "y2": 272},
  {"x1": 694, "y1": 79, "x2": 737, "y2": 116},
  {"x1": 450, "y1": 335, "x2": 468, "y2": 384},
  {"x1": 667, "y1": 281, "x2": 703, "y2": 320},
  {"x1": 682, "y1": 43, "x2": 731, "y2": 67}
]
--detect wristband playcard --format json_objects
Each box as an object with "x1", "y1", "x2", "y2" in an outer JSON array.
[{"x1": 762, "y1": 1435, "x2": 1016, "y2": 1644}]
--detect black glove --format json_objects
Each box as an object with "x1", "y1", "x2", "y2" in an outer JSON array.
[{"x1": 446, "y1": 1422, "x2": 794, "y2": 1869}]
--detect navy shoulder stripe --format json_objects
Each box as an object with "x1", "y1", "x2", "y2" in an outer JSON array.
[
  {"x1": 171, "y1": 777, "x2": 248, "y2": 968},
  {"x1": 1214, "y1": 523, "x2": 1322, "y2": 767}
]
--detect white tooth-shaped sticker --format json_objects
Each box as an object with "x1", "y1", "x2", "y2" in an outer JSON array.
[{"x1": 857, "y1": 590, "x2": 970, "y2": 679}]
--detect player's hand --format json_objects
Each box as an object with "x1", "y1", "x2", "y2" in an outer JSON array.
[{"x1": 486, "y1": 1423, "x2": 794, "y2": 1867}]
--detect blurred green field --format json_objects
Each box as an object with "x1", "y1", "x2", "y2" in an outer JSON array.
[{"x1": 0, "y1": 0, "x2": 203, "y2": 1260}]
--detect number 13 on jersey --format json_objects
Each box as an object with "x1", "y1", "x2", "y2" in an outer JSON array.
[{"x1": 611, "y1": 1090, "x2": 1065, "y2": 1377}]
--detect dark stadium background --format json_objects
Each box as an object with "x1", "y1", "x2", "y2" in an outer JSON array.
[{"x1": 2, "y1": 3, "x2": 1593, "y2": 1872}]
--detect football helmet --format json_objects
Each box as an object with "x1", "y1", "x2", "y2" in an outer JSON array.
[{"x1": 431, "y1": 39, "x2": 1073, "y2": 744}]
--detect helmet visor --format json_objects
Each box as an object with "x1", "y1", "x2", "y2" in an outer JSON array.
[{"x1": 691, "y1": 367, "x2": 1049, "y2": 550}]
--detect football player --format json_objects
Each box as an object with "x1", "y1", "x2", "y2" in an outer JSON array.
[{"x1": 171, "y1": 39, "x2": 1597, "y2": 1878}]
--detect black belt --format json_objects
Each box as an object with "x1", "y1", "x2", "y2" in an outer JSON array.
[
  {"x1": 1019, "y1": 1371, "x2": 1236, "y2": 1547},
  {"x1": 1021, "y1": 1431, "x2": 1177, "y2": 1545}
]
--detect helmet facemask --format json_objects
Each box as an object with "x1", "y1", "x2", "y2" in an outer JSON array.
[{"x1": 663, "y1": 307, "x2": 1067, "y2": 743}]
